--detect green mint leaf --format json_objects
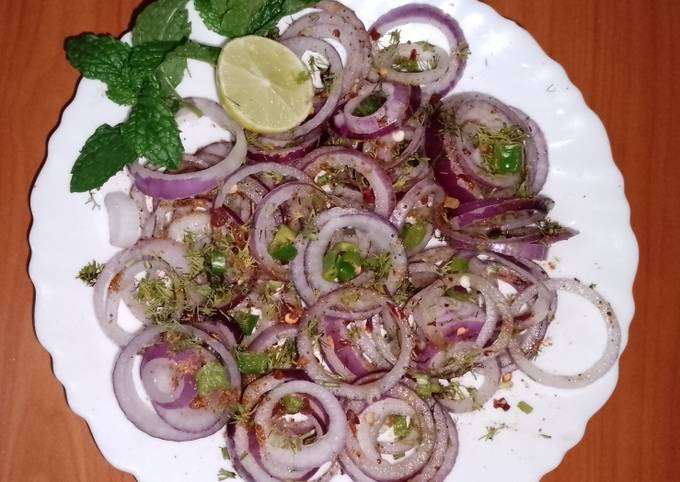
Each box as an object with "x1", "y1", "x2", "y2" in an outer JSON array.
[
  {"x1": 133, "y1": 0, "x2": 191, "y2": 98},
  {"x1": 195, "y1": 0, "x2": 315, "y2": 38},
  {"x1": 121, "y1": 77, "x2": 183, "y2": 169},
  {"x1": 65, "y1": 34, "x2": 137, "y2": 105},
  {"x1": 132, "y1": 0, "x2": 191, "y2": 44},
  {"x1": 155, "y1": 40, "x2": 221, "y2": 97},
  {"x1": 255, "y1": 0, "x2": 318, "y2": 35},
  {"x1": 129, "y1": 41, "x2": 182, "y2": 88},
  {"x1": 70, "y1": 124, "x2": 137, "y2": 192}
]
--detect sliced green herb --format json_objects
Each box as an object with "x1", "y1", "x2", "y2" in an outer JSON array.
[{"x1": 517, "y1": 401, "x2": 534, "y2": 414}]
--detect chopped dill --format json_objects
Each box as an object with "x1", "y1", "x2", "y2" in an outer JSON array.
[
  {"x1": 363, "y1": 252, "x2": 392, "y2": 285},
  {"x1": 77, "y1": 260, "x2": 103, "y2": 287},
  {"x1": 455, "y1": 42, "x2": 471, "y2": 61},
  {"x1": 392, "y1": 52, "x2": 439, "y2": 73},
  {"x1": 217, "y1": 468, "x2": 237, "y2": 480},
  {"x1": 479, "y1": 423, "x2": 509, "y2": 442},
  {"x1": 537, "y1": 219, "x2": 564, "y2": 236},
  {"x1": 135, "y1": 275, "x2": 179, "y2": 324}
]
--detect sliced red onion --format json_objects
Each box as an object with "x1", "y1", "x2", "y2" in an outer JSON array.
[
  {"x1": 129, "y1": 98, "x2": 246, "y2": 200},
  {"x1": 297, "y1": 288, "x2": 413, "y2": 401},
  {"x1": 283, "y1": 0, "x2": 373, "y2": 95},
  {"x1": 345, "y1": 384, "x2": 435, "y2": 481},
  {"x1": 93, "y1": 239, "x2": 189, "y2": 346},
  {"x1": 434, "y1": 354, "x2": 501, "y2": 413},
  {"x1": 112, "y1": 325, "x2": 239, "y2": 441},
  {"x1": 434, "y1": 198, "x2": 577, "y2": 261},
  {"x1": 469, "y1": 252, "x2": 556, "y2": 332},
  {"x1": 263, "y1": 37, "x2": 344, "y2": 143},
  {"x1": 405, "y1": 272, "x2": 514, "y2": 359},
  {"x1": 411, "y1": 404, "x2": 459, "y2": 482},
  {"x1": 428, "y1": 93, "x2": 549, "y2": 199},
  {"x1": 334, "y1": 82, "x2": 412, "y2": 139},
  {"x1": 370, "y1": 4, "x2": 468, "y2": 96},
  {"x1": 248, "y1": 128, "x2": 322, "y2": 164},
  {"x1": 140, "y1": 357, "x2": 197, "y2": 409},
  {"x1": 214, "y1": 162, "x2": 312, "y2": 209},
  {"x1": 304, "y1": 212, "x2": 407, "y2": 297},
  {"x1": 192, "y1": 321, "x2": 238, "y2": 349},
  {"x1": 298, "y1": 147, "x2": 396, "y2": 216},
  {"x1": 247, "y1": 324, "x2": 299, "y2": 352},
  {"x1": 254, "y1": 380, "x2": 347, "y2": 471},
  {"x1": 105, "y1": 191, "x2": 142, "y2": 248},
  {"x1": 250, "y1": 182, "x2": 328, "y2": 279},
  {"x1": 508, "y1": 279, "x2": 621, "y2": 388}
]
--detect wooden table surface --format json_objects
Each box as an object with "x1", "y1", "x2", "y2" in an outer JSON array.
[{"x1": 1, "y1": 0, "x2": 678, "y2": 480}]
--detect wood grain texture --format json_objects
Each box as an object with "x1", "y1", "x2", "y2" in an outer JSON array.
[{"x1": 1, "y1": 0, "x2": 678, "y2": 480}]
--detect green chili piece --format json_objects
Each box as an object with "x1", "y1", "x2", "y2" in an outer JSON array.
[
  {"x1": 236, "y1": 352, "x2": 271, "y2": 375},
  {"x1": 493, "y1": 142, "x2": 523, "y2": 174},
  {"x1": 209, "y1": 250, "x2": 227, "y2": 275},
  {"x1": 271, "y1": 243, "x2": 298, "y2": 263},
  {"x1": 401, "y1": 222, "x2": 428, "y2": 250}
]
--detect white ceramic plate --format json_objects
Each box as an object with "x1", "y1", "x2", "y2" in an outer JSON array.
[{"x1": 29, "y1": 1, "x2": 638, "y2": 481}]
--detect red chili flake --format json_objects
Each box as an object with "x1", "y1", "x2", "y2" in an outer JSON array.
[
  {"x1": 332, "y1": 29, "x2": 341, "y2": 38},
  {"x1": 362, "y1": 188, "x2": 376, "y2": 204},
  {"x1": 210, "y1": 207, "x2": 231, "y2": 227},
  {"x1": 347, "y1": 409, "x2": 360, "y2": 435},
  {"x1": 493, "y1": 398, "x2": 511, "y2": 411},
  {"x1": 296, "y1": 356, "x2": 311, "y2": 368},
  {"x1": 109, "y1": 272, "x2": 123, "y2": 292},
  {"x1": 409, "y1": 49, "x2": 418, "y2": 61},
  {"x1": 369, "y1": 29, "x2": 381, "y2": 41},
  {"x1": 254, "y1": 424, "x2": 267, "y2": 444}
]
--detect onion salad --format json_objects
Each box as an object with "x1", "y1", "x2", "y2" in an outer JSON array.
[{"x1": 77, "y1": 2, "x2": 622, "y2": 481}]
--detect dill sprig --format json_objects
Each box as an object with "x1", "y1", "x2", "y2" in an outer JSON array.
[{"x1": 77, "y1": 260, "x2": 103, "y2": 287}]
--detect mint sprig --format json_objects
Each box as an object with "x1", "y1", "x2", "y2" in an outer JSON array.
[
  {"x1": 65, "y1": 0, "x2": 221, "y2": 193},
  {"x1": 194, "y1": 0, "x2": 318, "y2": 38}
]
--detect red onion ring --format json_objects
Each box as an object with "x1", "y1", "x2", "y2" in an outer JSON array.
[
  {"x1": 129, "y1": 98, "x2": 246, "y2": 200},
  {"x1": 334, "y1": 82, "x2": 412, "y2": 139},
  {"x1": 93, "y1": 239, "x2": 189, "y2": 346},
  {"x1": 508, "y1": 279, "x2": 621, "y2": 388},
  {"x1": 112, "y1": 325, "x2": 240, "y2": 441},
  {"x1": 298, "y1": 147, "x2": 396, "y2": 217},
  {"x1": 369, "y1": 4, "x2": 468, "y2": 96},
  {"x1": 297, "y1": 288, "x2": 413, "y2": 401}
]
